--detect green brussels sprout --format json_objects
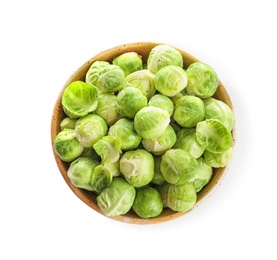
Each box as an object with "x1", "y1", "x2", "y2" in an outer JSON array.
[
  {"x1": 116, "y1": 86, "x2": 147, "y2": 118},
  {"x1": 152, "y1": 156, "x2": 165, "y2": 185},
  {"x1": 148, "y1": 94, "x2": 174, "y2": 116},
  {"x1": 93, "y1": 136, "x2": 122, "y2": 164},
  {"x1": 167, "y1": 182, "x2": 197, "y2": 212},
  {"x1": 85, "y1": 60, "x2": 111, "y2": 86},
  {"x1": 186, "y1": 61, "x2": 219, "y2": 99},
  {"x1": 90, "y1": 165, "x2": 113, "y2": 194},
  {"x1": 96, "y1": 177, "x2": 136, "y2": 217},
  {"x1": 102, "y1": 161, "x2": 121, "y2": 177},
  {"x1": 67, "y1": 157, "x2": 100, "y2": 191},
  {"x1": 154, "y1": 65, "x2": 188, "y2": 97},
  {"x1": 174, "y1": 128, "x2": 204, "y2": 159},
  {"x1": 196, "y1": 119, "x2": 232, "y2": 153},
  {"x1": 62, "y1": 80, "x2": 98, "y2": 119},
  {"x1": 54, "y1": 128, "x2": 84, "y2": 162},
  {"x1": 147, "y1": 44, "x2": 183, "y2": 73},
  {"x1": 132, "y1": 186, "x2": 163, "y2": 218},
  {"x1": 173, "y1": 95, "x2": 205, "y2": 128},
  {"x1": 134, "y1": 106, "x2": 170, "y2": 139},
  {"x1": 160, "y1": 149, "x2": 198, "y2": 185},
  {"x1": 94, "y1": 93, "x2": 121, "y2": 126},
  {"x1": 60, "y1": 117, "x2": 77, "y2": 130},
  {"x1": 75, "y1": 114, "x2": 108, "y2": 147},
  {"x1": 204, "y1": 147, "x2": 233, "y2": 168},
  {"x1": 86, "y1": 61, "x2": 125, "y2": 93},
  {"x1": 122, "y1": 69, "x2": 156, "y2": 100},
  {"x1": 203, "y1": 97, "x2": 234, "y2": 132},
  {"x1": 108, "y1": 118, "x2": 141, "y2": 150},
  {"x1": 119, "y1": 149, "x2": 154, "y2": 187},
  {"x1": 142, "y1": 125, "x2": 177, "y2": 156},
  {"x1": 189, "y1": 157, "x2": 213, "y2": 192},
  {"x1": 112, "y1": 52, "x2": 143, "y2": 76}
]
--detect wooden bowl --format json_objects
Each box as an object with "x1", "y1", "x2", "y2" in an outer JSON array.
[{"x1": 51, "y1": 42, "x2": 236, "y2": 224}]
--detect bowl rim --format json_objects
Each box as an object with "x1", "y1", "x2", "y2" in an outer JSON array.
[{"x1": 50, "y1": 41, "x2": 236, "y2": 224}]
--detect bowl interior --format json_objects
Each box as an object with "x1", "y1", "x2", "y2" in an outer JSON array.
[{"x1": 51, "y1": 42, "x2": 235, "y2": 224}]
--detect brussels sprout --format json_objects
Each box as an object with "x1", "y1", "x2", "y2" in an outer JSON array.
[
  {"x1": 174, "y1": 128, "x2": 204, "y2": 159},
  {"x1": 117, "y1": 87, "x2": 147, "y2": 118},
  {"x1": 155, "y1": 182, "x2": 170, "y2": 207},
  {"x1": 119, "y1": 149, "x2": 154, "y2": 187},
  {"x1": 204, "y1": 147, "x2": 233, "y2": 168},
  {"x1": 134, "y1": 106, "x2": 170, "y2": 139},
  {"x1": 108, "y1": 118, "x2": 141, "y2": 150},
  {"x1": 86, "y1": 61, "x2": 125, "y2": 93},
  {"x1": 80, "y1": 147, "x2": 101, "y2": 161},
  {"x1": 203, "y1": 97, "x2": 234, "y2": 132},
  {"x1": 160, "y1": 149, "x2": 198, "y2": 185},
  {"x1": 173, "y1": 95, "x2": 205, "y2": 128},
  {"x1": 60, "y1": 117, "x2": 77, "y2": 130},
  {"x1": 142, "y1": 125, "x2": 177, "y2": 156},
  {"x1": 152, "y1": 156, "x2": 165, "y2": 185},
  {"x1": 148, "y1": 94, "x2": 174, "y2": 116},
  {"x1": 97, "y1": 177, "x2": 136, "y2": 217},
  {"x1": 62, "y1": 81, "x2": 98, "y2": 119},
  {"x1": 85, "y1": 60, "x2": 111, "y2": 86},
  {"x1": 90, "y1": 165, "x2": 113, "y2": 194},
  {"x1": 147, "y1": 44, "x2": 183, "y2": 73},
  {"x1": 196, "y1": 119, "x2": 232, "y2": 153},
  {"x1": 94, "y1": 93, "x2": 121, "y2": 126},
  {"x1": 93, "y1": 136, "x2": 122, "y2": 164},
  {"x1": 122, "y1": 69, "x2": 156, "y2": 99},
  {"x1": 67, "y1": 157, "x2": 99, "y2": 191},
  {"x1": 154, "y1": 65, "x2": 188, "y2": 97},
  {"x1": 186, "y1": 61, "x2": 219, "y2": 99},
  {"x1": 132, "y1": 186, "x2": 163, "y2": 218},
  {"x1": 75, "y1": 114, "x2": 108, "y2": 147},
  {"x1": 167, "y1": 182, "x2": 197, "y2": 212},
  {"x1": 102, "y1": 161, "x2": 121, "y2": 177},
  {"x1": 54, "y1": 129, "x2": 84, "y2": 162},
  {"x1": 189, "y1": 157, "x2": 213, "y2": 192},
  {"x1": 112, "y1": 52, "x2": 143, "y2": 76}
]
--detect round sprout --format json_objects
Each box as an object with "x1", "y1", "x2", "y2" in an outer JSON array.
[
  {"x1": 134, "y1": 106, "x2": 170, "y2": 139},
  {"x1": 122, "y1": 69, "x2": 156, "y2": 100},
  {"x1": 203, "y1": 97, "x2": 234, "y2": 132},
  {"x1": 147, "y1": 44, "x2": 183, "y2": 73},
  {"x1": 189, "y1": 157, "x2": 213, "y2": 192},
  {"x1": 132, "y1": 186, "x2": 163, "y2": 218},
  {"x1": 152, "y1": 156, "x2": 165, "y2": 185},
  {"x1": 142, "y1": 125, "x2": 177, "y2": 156},
  {"x1": 196, "y1": 119, "x2": 232, "y2": 153},
  {"x1": 167, "y1": 182, "x2": 197, "y2": 212},
  {"x1": 90, "y1": 165, "x2": 113, "y2": 194},
  {"x1": 148, "y1": 94, "x2": 174, "y2": 116},
  {"x1": 174, "y1": 128, "x2": 205, "y2": 159},
  {"x1": 204, "y1": 147, "x2": 233, "y2": 168},
  {"x1": 60, "y1": 117, "x2": 77, "y2": 130},
  {"x1": 108, "y1": 118, "x2": 141, "y2": 150},
  {"x1": 67, "y1": 157, "x2": 100, "y2": 191},
  {"x1": 96, "y1": 177, "x2": 136, "y2": 217},
  {"x1": 62, "y1": 81, "x2": 98, "y2": 119},
  {"x1": 186, "y1": 61, "x2": 219, "y2": 99},
  {"x1": 154, "y1": 65, "x2": 188, "y2": 97},
  {"x1": 94, "y1": 93, "x2": 121, "y2": 126},
  {"x1": 75, "y1": 114, "x2": 108, "y2": 147},
  {"x1": 93, "y1": 136, "x2": 122, "y2": 164},
  {"x1": 117, "y1": 87, "x2": 147, "y2": 118},
  {"x1": 54, "y1": 129, "x2": 84, "y2": 162},
  {"x1": 86, "y1": 61, "x2": 125, "y2": 93},
  {"x1": 173, "y1": 95, "x2": 205, "y2": 128},
  {"x1": 112, "y1": 52, "x2": 143, "y2": 76},
  {"x1": 160, "y1": 149, "x2": 198, "y2": 185},
  {"x1": 119, "y1": 149, "x2": 154, "y2": 187}
]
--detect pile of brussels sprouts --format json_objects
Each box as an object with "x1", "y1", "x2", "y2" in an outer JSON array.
[{"x1": 54, "y1": 44, "x2": 234, "y2": 219}]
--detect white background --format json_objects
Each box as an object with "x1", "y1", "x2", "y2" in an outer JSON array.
[{"x1": 1, "y1": 0, "x2": 276, "y2": 259}]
